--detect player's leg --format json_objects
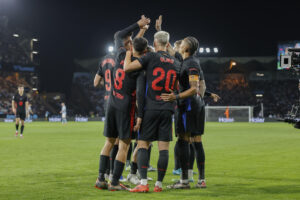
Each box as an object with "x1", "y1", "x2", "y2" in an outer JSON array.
[
  {"x1": 188, "y1": 138, "x2": 196, "y2": 182},
  {"x1": 20, "y1": 119, "x2": 25, "y2": 137},
  {"x1": 15, "y1": 117, "x2": 20, "y2": 136},
  {"x1": 154, "y1": 141, "x2": 169, "y2": 192},
  {"x1": 125, "y1": 142, "x2": 133, "y2": 170},
  {"x1": 193, "y1": 135, "x2": 206, "y2": 188},
  {"x1": 130, "y1": 110, "x2": 157, "y2": 193},
  {"x1": 110, "y1": 138, "x2": 119, "y2": 179},
  {"x1": 130, "y1": 140, "x2": 150, "y2": 192},
  {"x1": 154, "y1": 110, "x2": 172, "y2": 192},
  {"x1": 192, "y1": 106, "x2": 206, "y2": 188},
  {"x1": 109, "y1": 138, "x2": 131, "y2": 191},
  {"x1": 108, "y1": 108, "x2": 134, "y2": 191},
  {"x1": 96, "y1": 137, "x2": 116, "y2": 189},
  {"x1": 95, "y1": 104, "x2": 118, "y2": 189},
  {"x1": 173, "y1": 140, "x2": 181, "y2": 175},
  {"x1": 127, "y1": 141, "x2": 140, "y2": 185}
]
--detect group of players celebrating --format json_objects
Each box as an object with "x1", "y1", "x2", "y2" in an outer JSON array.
[{"x1": 94, "y1": 15, "x2": 220, "y2": 192}]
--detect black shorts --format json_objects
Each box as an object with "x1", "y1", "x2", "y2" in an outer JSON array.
[
  {"x1": 103, "y1": 104, "x2": 135, "y2": 140},
  {"x1": 16, "y1": 111, "x2": 26, "y2": 120},
  {"x1": 176, "y1": 105, "x2": 205, "y2": 135},
  {"x1": 139, "y1": 110, "x2": 173, "y2": 142}
]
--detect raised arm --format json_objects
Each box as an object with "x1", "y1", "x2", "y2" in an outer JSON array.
[
  {"x1": 124, "y1": 51, "x2": 143, "y2": 73},
  {"x1": 135, "y1": 25, "x2": 149, "y2": 38},
  {"x1": 115, "y1": 15, "x2": 150, "y2": 49}
]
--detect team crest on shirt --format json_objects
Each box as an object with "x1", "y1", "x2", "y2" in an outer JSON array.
[{"x1": 19, "y1": 101, "x2": 23, "y2": 106}]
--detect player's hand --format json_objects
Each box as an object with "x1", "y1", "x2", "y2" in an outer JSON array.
[
  {"x1": 160, "y1": 89, "x2": 176, "y2": 102},
  {"x1": 137, "y1": 15, "x2": 151, "y2": 29},
  {"x1": 167, "y1": 42, "x2": 175, "y2": 56},
  {"x1": 133, "y1": 117, "x2": 142, "y2": 132},
  {"x1": 155, "y1": 15, "x2": 162, "y2": 31},
  {"x1": 141, "y1": 25, "x2": 149, "y2": 30},
  {"x1": 211, "y1": 93, "x2": 221, "y2": 102}
]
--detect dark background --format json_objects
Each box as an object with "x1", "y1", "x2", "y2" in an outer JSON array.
[{"x1": 1, "y1": 0, "x2": 300, "y2": 95}]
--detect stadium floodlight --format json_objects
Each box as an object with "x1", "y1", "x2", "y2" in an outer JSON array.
[
  {"x1": 232, "y1": 61, "x2": 237, "y2": 66},
  {"x1": 199, "y1": 48, "x2": 204, "y2": 53},
  {"x1": 13, "y1": 34, "x2": 19, "y2": 37},
  {"x1": 108, "y1": 46, "x2": 114, "y2": 53},
  {"x1": 206, "y1": 48, "x2": 210, "y2": 53},
  {"x1": 213, "y1": 47, "x2": 218, "y2": 53},
  {"x1": 32, "y1": 38, "x2": 38, "y2": 42},
  {"x1": 256, "y1": 94, "x2": 263, "y2": 97},
  {"x1": 32, "y1": 51, "x2": 38, "y2": 54},
  {"x1": 32, "y1": 88, "x2": 38, "y2": 91}
]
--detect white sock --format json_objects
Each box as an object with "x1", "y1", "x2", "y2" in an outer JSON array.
[
  {"x1": 141, "y1": 179, "x2": 148, "y2": 185},
  {"x1": 180, "y1": 179, "x2": 189, "y2": 184},
  {"x1": 155, "y1": 181, "x2": 162, "y2": 188},
  {"x1": 188, "y1": 169, "x2": 193, "y2": 179}
]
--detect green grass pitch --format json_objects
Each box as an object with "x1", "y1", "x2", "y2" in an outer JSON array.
[{"x1": 0, "y1": 122, "x2": 300, "y2": 200}]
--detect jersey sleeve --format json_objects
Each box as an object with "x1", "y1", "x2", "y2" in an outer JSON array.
[
  {"x1": 96, "y1": 59, "x2": 103, "y2": 76},
  {"x1": 12, "y1": 95, "x2": 15, "y2": 101},
  {"x1": 136, "y1": 71, "x2": 146, "y2": 118},
  {"x1": 115, "y1": 23, "x2": 139, "y2": 49},
  {"x1": 137, "y1": 52, "x2": 155, "y2": 69},
  {"x1": 174, "y1": 52, "x2": 183, "y2": 63},
  {"x1": 25, "y1": 95, "x2": 28, "y2": 102}
]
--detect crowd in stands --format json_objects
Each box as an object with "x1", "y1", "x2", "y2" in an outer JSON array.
[
  {"x1": 0, "y1": 71, "x2": 46, "y2": 117},
  {"x1": 205, "y1": 78, "x2": 298, "y2": 118},
  {"x1": 73, "y1": 74, "x2": 105, "y2": 116}
]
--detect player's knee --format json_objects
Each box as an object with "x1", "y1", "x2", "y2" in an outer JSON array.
[{"x1": 193, "y1": 135, "x2": 202, "y2": 142}]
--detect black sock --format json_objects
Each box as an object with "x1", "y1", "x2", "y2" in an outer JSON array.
[
  {"x1": 174, "y1": 141, "x2": 180, "y2": 170},
  {"x1": 110, "y1": 144, "x2": 118, "y2": 174},
  {"x1": 131, "y1": 162, "x2": 138, "y2": 175},
  {"x1": 177, "y1": 139, "x2": 190, "y2": 180},
  {"x1": 106, "y1": 161, "x2": 110, "y2": 175},
  {"x1": 189, "y1": 143, "x2": 195, "y2": 170},
  {"x1": 193, "y1": 142, "x2": 205, "y2": 180},
  {"x1": 157, "y1": 150, "x2": 169, "y2": 182},
  {"x1": 126, "y1": 142, "x2": 132, "y2": 162},
  {"x1": 16, "y1": 124, "x2": 19, "y2": 131},
  {"x1": 111, "y1": 160, "x2": 125, "y2": 186},
  {"x1": 147, "y1": 145, "x2": 152, "y2": 167},
  {"x1": 98, "y1": 155, "x2": 110, "y2": 181},
  {"x1": 20, "y1": 125, "x2": 24, "y2": 134},
  {"x1": 137, "y1": 148, "x2": 148, "y2": 179}
]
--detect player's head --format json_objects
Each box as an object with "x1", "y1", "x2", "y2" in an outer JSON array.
[
  {"x1": 133, "y1": 37, "x2": 148, "y2": 55},
  {"x1": 61, "y1": 102, "x2": 65, "y2": 106},
  {"x1": 18, "y1": 85, "x2": 24, "y2": 94},
  {"x1": 114, "y1": 31, "x2": 133, "y2": 51},
  {"x1": 180, "y1": 36, "x2": 199, "y2": 56},
  {"x1": 174, "y1": 40, "x2": 182, "y2": 52},
  {"x1": 153, "y1": 31, "x2": 170, "y2": 50}
]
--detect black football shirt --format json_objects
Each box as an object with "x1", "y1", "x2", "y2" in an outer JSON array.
[
  {"x1": 12, "y1": 93, "x2": 28, "y2": 113},
  {"x1": 138, "y1": 51, "x2": 179, "y2": 112}
]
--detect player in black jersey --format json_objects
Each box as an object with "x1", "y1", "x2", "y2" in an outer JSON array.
[
  {"x1": 95, "y1": 15, "x2": 150, "y2": 191},
  {"x1": 124, "y1": 30, "x2": 179, "y2": 193},
  {"x1": 12, "y1": 85, "x2": 28, "y2": 138},
  {"x1": 160, "y1": 36, "x2": 203, "y2": 189},
  {"x1": 94, "y1": 53, "x2": 116, "y2": 180}
]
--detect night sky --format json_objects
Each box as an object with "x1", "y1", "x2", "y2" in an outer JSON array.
[{"x1": 1, "y1": 0, "x2": 300, "y2": 95}]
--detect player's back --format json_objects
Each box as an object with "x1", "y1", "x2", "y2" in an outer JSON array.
[
  {"x1": 110, "y1": 48, "x2": 140, "y2": 113},
  {"x1": 141, "y1": 51, "x2": 179, "y2": 112},
  {"x1": 97, "y1": 54, "x2": 116, "y2": 101}
]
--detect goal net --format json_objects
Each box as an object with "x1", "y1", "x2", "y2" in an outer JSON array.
[{"x1": 205, "y1": 106, "x2": 254, "y2": 122}]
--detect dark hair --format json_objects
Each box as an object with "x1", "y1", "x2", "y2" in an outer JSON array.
[
  {"x1": 184, "y1": 36, "x2": 199, "y2": 55},
  {"x1": 133, "y1": 37, "x2": 148, "y2": 54},
  {"x1": 18, "y1": 84, "x2": 24, "y2": 88}
]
